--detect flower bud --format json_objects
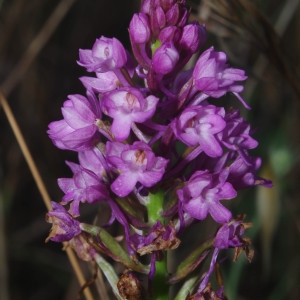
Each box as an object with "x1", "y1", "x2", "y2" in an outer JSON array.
[
  {"x1": 151, "y1": 6, "x2": 166, "y2": 35},
  {"x1": 180, "y1": 23, "x2": 207, "y2": 53},
  {"x1": 166, "y1": 3, "x2": 180, "y2": 26},
  {"x1": 141, "y1": 0, "x2": 152, "y2": 14},
  {"x1": 158, "y1": 26, "x2": 181, "y2": 44},
  {"x1": 152, "y1": 42, "x2": 179, "y2": 74},
  {"x1": 129, "y1": 13, "x2": 151, "y2": 44},
  {"x1": 165, "y1": 2, "x2": 189, "y2": 27}
]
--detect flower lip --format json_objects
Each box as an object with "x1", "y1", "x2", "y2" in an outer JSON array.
[
  {"x1": 101, "y1": 87, "x2": 159, "y2": 141},
  {"x1": 106, "y1": 141, "x2": 169, "y2": 197}
]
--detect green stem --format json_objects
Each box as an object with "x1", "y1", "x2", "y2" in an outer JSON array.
[
  {"x1": 152, "y1": 257, "x2": 168, "y2": 300},
  {"x1": 147, "y1": 190, "x2": 169, "y2": 299},
  {"x1": 147, "y1": 189, "x2": 165, "y2": 224}
]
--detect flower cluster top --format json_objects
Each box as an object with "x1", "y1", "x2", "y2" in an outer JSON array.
[{"x1": 46, "y1": 0, "x2": 271, "y2": 298}]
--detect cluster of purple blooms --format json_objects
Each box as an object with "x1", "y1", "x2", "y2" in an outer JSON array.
[{"x1": 46, "y1": 0, "x2": 271, "y2": 298}]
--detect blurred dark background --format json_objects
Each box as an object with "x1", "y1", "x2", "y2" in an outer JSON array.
[{"x1": 0, "y1": 0, "x2": 300, "y2": 299}]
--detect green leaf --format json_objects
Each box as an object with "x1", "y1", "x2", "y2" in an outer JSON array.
[
  {"x1": 115, "y1": 197, "x2": 145, "y2": 222},
  {"x1": 169, "y1": 238, "x2": 214, "y2": 283},
  {"x1": 174, "y1": 276, "x2": 198, "y2": 300},
  {"x1": 93, "y1": 253, "x2": 124, "y2": 300}
]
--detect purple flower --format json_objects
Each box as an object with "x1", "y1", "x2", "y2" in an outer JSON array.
[
  {"x1": 47, "y1": 93, "x2": 101, "y2": 151},
  {"x1": 195, "y1": 217, "x2": 253, "y2": 296},
  {"x1": 58, "y1": 161, "x2": 109, "y2": 216},
  {"x1": 171, "y1": 105, "x2": 226, "y2": 157},
  {"x1": 106, "y1": 141, "x2": 169, "y2": 197},
  {"x1": 218, "y1": 109, "x2": 258, "y2": 152},
  {"x1": 101, "y1": 87, "x2": 159, "y2": 141},
  {"x1": 228, "y1": 153, "x2": 273, "y2": 190},
  {"x1": 213, "y1": 216, "x2": 254, "y2": 264},
  {"x1": 177, "y1": 169, "x2": 237, "y2": 223},
  {"x1": 152, "y1": 42, "x2": 179, "y2": 75},
  {"x1": 43, "y1": 0, "x2": 273, "y2": 297},
  {"x1": 78, "y1": 36, "x2": 127, "y2": 73},
  {"x1": 213, "y1": 218, "x2": 247, "y2": 249},
  {"x1": 46, "y1": 202, "x2": 81, "y2": 242},
  {"x1": 193, "y1": 46, "x2": 247, "y2": 99},
  {"x1": 196, "y1": 217, "x2": 252, "y2": 295}
]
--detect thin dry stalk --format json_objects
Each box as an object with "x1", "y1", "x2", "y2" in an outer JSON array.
[
  {"x1": 0, "y1": 0, "x2": 99, "y2": 297},
  {"x1": 0, "y1": 89, "x2": 94, "y2": 300},
  {"x1": 0, "y1": 90, "x2": 52, "y2": 211},
  {"x1": 1, "y1": 0, "x2": 117, "y2": 297}
]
